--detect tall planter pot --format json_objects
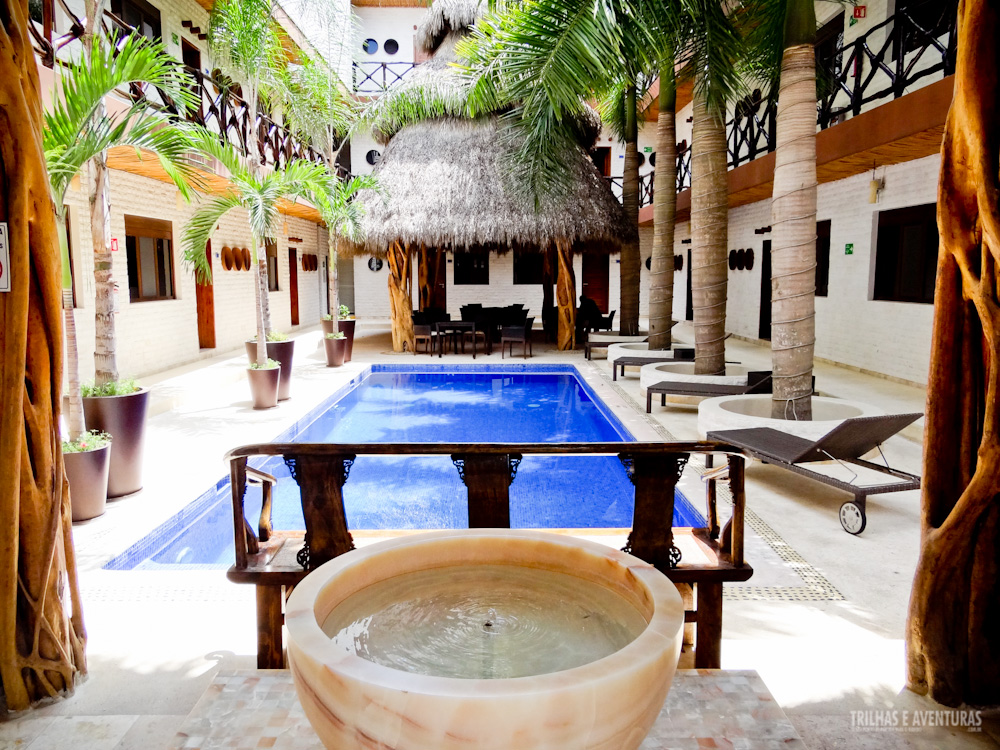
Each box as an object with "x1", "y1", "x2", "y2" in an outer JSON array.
[
  {"x1": 324, "y1": 337, "x2": 346, "y2": 367},
  {"x1": 64, "y1": 445, "x2": 111, "y2": 522},
  {"x1": 321, "y1": 318, "x2": 335, "y2": 336},
  {"x1": 83, "y1": 388, "x2": 150, "y2": 498},
  {"x1": 338, "y1": 318, "x2": 356, "y2": 362},
  {"x1": 245, "y1": 339, "x2": 295, "y2": 401},
  {"x1": 247, "y1": 366, "x2": 280, "y2": 409}
]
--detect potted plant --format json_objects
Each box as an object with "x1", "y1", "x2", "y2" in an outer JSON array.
[
  {"x1": 321, "y1": 313, "x2": 336, "y2": 336},
  {"x1": 338, "y1": 305, "x2": 357, "y2": 362},
  {"x1": 245, "y1": 331, "x2": 295, "y2": 401},
  {"x1": 324, "y1": 332, "x2": 347, "y2": 367},
  {"x1": 62, "y1": 430, "x2": 112, "y2": 522},
  {"x1": 248, "y1": 358, "x2": 282, "y2": 409},
  {"x1": 81, "y1": 378, "x2": 150, "y2": 498}
]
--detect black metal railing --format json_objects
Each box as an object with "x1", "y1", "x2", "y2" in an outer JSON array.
[{"x1": 352, "y1": 61, "x2": 417, "y2": 95}]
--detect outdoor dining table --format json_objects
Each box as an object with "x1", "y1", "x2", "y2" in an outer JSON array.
[{"x1": 435, "y1": 321, "x2": 480, "y2": 358}]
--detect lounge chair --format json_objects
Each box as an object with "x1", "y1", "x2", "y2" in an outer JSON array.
[
  {"x1": 611, "y1": 348, "x2": 695, "y2": 380},
  {"x1": 708, "y1": 413, "x2": 922, "y2": 534},
  {"x1": 646, "y1": 371, "x2": 773, "y2": 412}
]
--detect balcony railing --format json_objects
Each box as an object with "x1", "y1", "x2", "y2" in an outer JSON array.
[
  {"x1": 726, "y1": 2, "x2": 957, "y2": 169},
  {"x1": 604, "y1": 172, "x2": 656, "y2": 209},
  {"x1": 614, "y1": 3, "x2": 959, "y2": 205},
  {"x1": 29, "y1": 0, "x2": 328, "y2": 172},
  {"x1": 352, "y1": 61, "x2": 417, "y2": 95}
]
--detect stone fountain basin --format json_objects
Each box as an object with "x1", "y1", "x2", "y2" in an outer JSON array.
[{"x1": 286, "y1": 529, "x2": 684, "y2": 750}]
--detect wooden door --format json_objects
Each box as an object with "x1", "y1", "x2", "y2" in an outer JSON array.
[
  {"x1": 195, "y1": 241, "x2": 215, "y2": 348},
  {"x1": 289, "y1": 248, "x2": 299, "y2": 326},
  {"x1": 581, "y1": 253, "x2": 609, "y2": 313},
  {"x1": 758, "y1": 240, "x2": 772, "y2": 340}
]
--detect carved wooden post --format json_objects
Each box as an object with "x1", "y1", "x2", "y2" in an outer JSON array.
[
  {"x1": 452, "y1": 453, "x2": 520, "y2": 528},
  {"x1": 556, "y1": 239, "x2": 576, "y2": 350},
  {"x1": 620, "y1": 453, "x2": 687, "y2": 569},
  {"x1": 284, "y1": 453, "x2": 356, "y2": 569},
  {"x1": 387, "y1": 241, "x2": 415, "y2": 352}
]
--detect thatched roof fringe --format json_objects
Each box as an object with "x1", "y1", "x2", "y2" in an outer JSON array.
[
  {"x1": 415, "y1": 0, "x2": 484, "y2": 54},
  {"x1": 346, "y1": 117, "x2": 634, "y2": 256}
]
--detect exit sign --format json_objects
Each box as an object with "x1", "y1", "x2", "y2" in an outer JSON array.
[
  {"x1": 845, "y1": 243, "x2": 854, "y2": 255},
  {"x1": 853, "y1": 6, "x2": 867, "y2": 19}
]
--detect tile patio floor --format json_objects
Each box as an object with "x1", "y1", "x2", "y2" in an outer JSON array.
[{"x1": 1, "y1": 321, "x2": 997, "y2": 750}]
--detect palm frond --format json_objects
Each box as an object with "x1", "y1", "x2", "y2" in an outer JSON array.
[
  {"x1": 285, "y1": 57, "x2": 356, "y2": 160},
  {"x1": 43, "y1": 33, "x2": 199, "y2": 203},
  {"x1": 208, "y1": 0, "x2": 287, "y2": 106},
  {"x1": 182, "y1": 193, "x2": 245, "y2": 283},
  {"x1": 678, "y1": 0, "x2": 746, "y2": 117}
]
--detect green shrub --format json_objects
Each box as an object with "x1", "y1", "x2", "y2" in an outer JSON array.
[
  {"x1": 325, "y1": 332, "x2": 346, "y2": 340},
  {"x1": 338, "y1": 304, "x2": 352, "y2": 319},
  {"x1": 62, "y1": 430, "x2": 111, "y2": 453},
  {"x1": 249, "y1": 358, "x2": 281, "y2": 370},
  {"x1": 81, "y1": 378, "x2": 139, "y2": 397}
]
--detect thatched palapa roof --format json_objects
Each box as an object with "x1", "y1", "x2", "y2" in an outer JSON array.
[{"x1": 349, "y1": 0, "x2": 630, "y2": 256}]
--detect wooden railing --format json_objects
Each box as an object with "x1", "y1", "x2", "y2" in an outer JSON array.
[
  {"x1": 225, "y1": 440, "x2": 752, "y2": 669},
  {"x1": 352, "y1": 60, "x2": 417, "y2": 95},
  {"x1": 603, "y1": 172, "x2": 655, "y2": 209}
]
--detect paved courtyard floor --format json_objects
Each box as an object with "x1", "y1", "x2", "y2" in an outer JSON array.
[{"x1": 1, "y1": 321, "x2": 997, "y2": 750}]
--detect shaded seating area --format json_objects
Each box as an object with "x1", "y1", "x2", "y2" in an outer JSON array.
[
  {"x1": 646, "y1": 371, "x2": 773, "y2": 412},
  {"x1": 708, "y1": 413, "x2": 922, "y2": 534},
  {"x1": 225, "y1": 441, "x2": 752, "y2": 670}
]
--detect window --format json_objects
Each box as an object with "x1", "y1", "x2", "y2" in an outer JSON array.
[
  {"x1": 815, "y1": 220, "x2": 831, "y2": 297},
  {"x1": 454, "y1": 250, "x2": 489, "y2": 285},
  {"x1": 363, "y1": 38, "x2": 378, "y2": 54},
  {"x1": 384, "y1": 38, "x2": 399, "y2": 55},
  {"x1": 265, "y1": 240, "x2": 279, "y2": 292},
  {"x1": 873, "y1": 203, "x2": 938, "y2": 304},
  {"x1": 110, "y1": 0, "x2": 161, "y2": 41},
  {"x1": 125, "y1": 215, "x2": 175, "y2": 302},
  {"x1": 513, "y1": 250, "x2": 544, "y2": 285},
  {"x1": 815, "y1": 12, "x2": 844, "y2": 97}
]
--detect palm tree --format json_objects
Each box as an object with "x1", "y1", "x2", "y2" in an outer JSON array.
[
  {"x1": 43, "y1": 33, "x2": 200, "y2": 439},
  {"x1": 182, "y1": 137, "x2": 373, "y2": 367},
  {"x1": 744, "y1": 0, "x2": 822, "y2": 418},
  {"x1": 648, "y1": 63, "x2": 677, "y2": 350},
  {"x1": 207, "y1": 0, "x2": 288, "y2": 336},
  {"x1": 462, "y1": 0, "x2": 741, "y2": 355},
  {"x1": 284, "y1": 55, "x2": 357, "y2": 328}
]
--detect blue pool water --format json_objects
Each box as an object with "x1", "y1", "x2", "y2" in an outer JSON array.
[{"x1": 105, "y1": 365, "x2": 703, "y2": 570}]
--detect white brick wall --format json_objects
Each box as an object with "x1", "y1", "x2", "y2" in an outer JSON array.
[
  {"x1": 64, "y1": 170, "x2": 328, "y2": 382},
  {"x1": 671, "y1": 154, "x2": 939, "y2": 385}
]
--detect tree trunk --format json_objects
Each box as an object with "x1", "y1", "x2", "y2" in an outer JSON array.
[
  {"x1": 648, "y1": 68, "x2": 677, "y2": 351},
  {"x1": 690, "y1": 89, "x2": 728, "y2": 375},
  {"x1": 770, "y1": 5, "x2": 818, "y2": 420},
  {"x1": 57, "y1": 210, "x2": 85, "y2": 441},
  {"x1": 556, "y1": 240, "x2": 576, "y2": 350},
  {"x1": 245, "y1": 86, "x2": 272, "y2": 338},
  {"x1": 0, "y1": 0, "x2": 88, "y2": 710},
  {"x1": 252, "y1": 239, "x2": 267, "y2": 367},
  {"x1": 906, "y1": 0, "x2": 1000, "y2": 708},
  {"x1": 418, "y1": 244, "x2": 430, "y2": 311},
  {"x1": 89, "y1": 153, "x2": 118, "y2": 386},
  {"x1": 387, "y1": 242, "x2": 414, "y2": 352},
  {"x1": 82, "y1": 0, "x2": 117, "y2": 387},
  {"x1": 619, "y1": 83, "x2": 640, "y2": 336},
  {"x1": 329, "y1": 244, "x2": 339, "y2": 331}
]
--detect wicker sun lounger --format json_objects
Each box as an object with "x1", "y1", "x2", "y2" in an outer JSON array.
[
  {"x1": 646, "y1": 371, "x2": 773, "y2": 412},
  {"x1": 708, "y1": 413, "x2": 922, "y2": 534}
]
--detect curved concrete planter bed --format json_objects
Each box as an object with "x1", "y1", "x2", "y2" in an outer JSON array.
[
  {"x1": 698, "y1": 394, "x2": 885, "y2": 440},
  {"x1": 639, "y1": 363, "x2": 751, "y2": 403}
]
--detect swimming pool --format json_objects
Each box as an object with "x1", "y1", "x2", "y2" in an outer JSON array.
[{"x1": 105, "y1": 365, "x2": 703, "y2": 570}]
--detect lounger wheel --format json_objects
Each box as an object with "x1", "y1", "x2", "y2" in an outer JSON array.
[{"x1": 839, "y1": 501, "x2": 866, "y2": 535}]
